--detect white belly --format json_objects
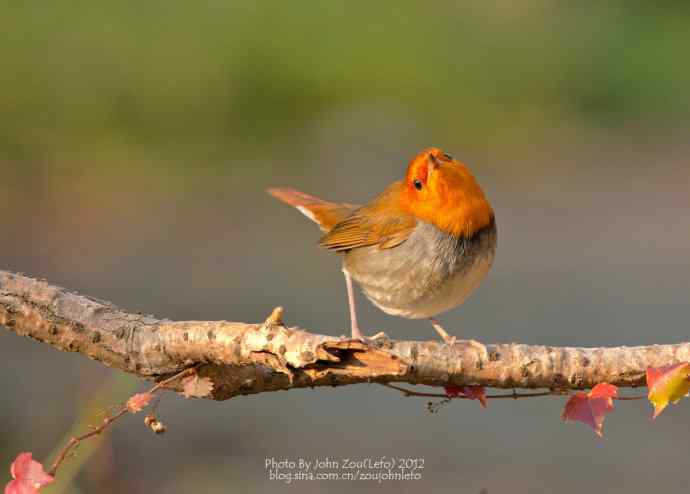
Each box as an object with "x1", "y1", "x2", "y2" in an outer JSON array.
[{"x1": 343, "y1": 219, "x2": 496, "y2": 319}]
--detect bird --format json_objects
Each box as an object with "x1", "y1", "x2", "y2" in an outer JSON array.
[{"x1": 267, "y1": 147, "x2": 496, "y2": 343}]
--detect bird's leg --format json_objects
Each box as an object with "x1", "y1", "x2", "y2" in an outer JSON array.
[
  {"x1": 429, "y1": 319, "x2": 486, "y2": 355},
  {"x1": 429, "y1": 318, "x2": 456, "y2": 346},
  {"x1": 343, "y1": 269, "x2": 364, "y2": 340}
]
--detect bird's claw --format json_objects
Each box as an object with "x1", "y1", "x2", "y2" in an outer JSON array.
[
  {"x1": 341, "y1": 330, "x2": 390, "y2": 347},
  {"x1": 429, "y1": 320, "x2": 487, "y2": 357},
  {"x1": 457, "y1": 338, "x2": 487, "y2": 355}
]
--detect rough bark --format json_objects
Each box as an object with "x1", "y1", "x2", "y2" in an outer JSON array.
[{"x1": 1, "y1": 270, "x2": 687, "y2": 400}]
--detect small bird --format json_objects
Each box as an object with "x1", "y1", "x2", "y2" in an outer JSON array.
[{"x1": 268, "y1": 148, "x2": 496, "y2": 343}]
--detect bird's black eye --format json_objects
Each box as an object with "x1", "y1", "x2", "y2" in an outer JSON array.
[
  {"x1": 413, "y1": 179, "x2": 423, "y2": 191},
  {"x1": 442, "y1": 152, "x2": 453, "y2": 161}
]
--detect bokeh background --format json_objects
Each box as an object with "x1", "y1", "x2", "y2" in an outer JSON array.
[{"x1": 2, "y1": 2, "x2": 690, "y2": 493}]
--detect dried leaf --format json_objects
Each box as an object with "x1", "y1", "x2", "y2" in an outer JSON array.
[
  {"x1": 181, "y1": 375, "x2": 214, "y2": 398},
  {"x1": 126, "y1": 393, "x2": 153, "y2": 414},
  {"x1": 144, "y1": 415, "x2": 167, "y2": 435},
  {"x1": 561, "y1": 383, "x2": 618, "y2": 437},
  {"x1": 646, "y1": 363, "x2": 690, "y2": 419}
]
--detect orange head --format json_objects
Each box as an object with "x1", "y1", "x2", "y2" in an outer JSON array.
[{"x1": 401, "y1": 148, "x2": 494, "y2": 238}]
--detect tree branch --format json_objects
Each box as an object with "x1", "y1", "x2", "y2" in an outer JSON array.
[
  {"x1": 2, "y1": 270, "x2": 688, "y2": 399},
  {"x1": 47, "y1": 367, "x2": 194, "y2": 476}
]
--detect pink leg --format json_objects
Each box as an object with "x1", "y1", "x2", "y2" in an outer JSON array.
[
  {"x1": 430, "y1": 318, "x2": 456, "y2": 345},
  {"x1": 342, "y1": 269, "x2": 364, "y2": 339}
]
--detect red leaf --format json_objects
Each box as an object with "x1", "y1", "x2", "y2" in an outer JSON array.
[
  {"x1": 561, "y1": 383, "x2": 618, "y2": 437},
  {"x1": 589, "y1": 383, "x2": 618, "y2": 400},
  {"x1": 5, "y1": 452, "x2": 53, "y2": 494},
  {"x1": 444, "y1": 385, "x2": 487, "y2": 408},
  {"x1": 646, "y1": 363, "x2": 690, "y2": 419},
  {"x1": 126, "y1": 393, "x2": 153, "y2": 414}
]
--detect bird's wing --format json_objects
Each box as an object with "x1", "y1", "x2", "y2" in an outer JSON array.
[{"x1": 319, "y1": 182, "x2": 416, "y2": 251}]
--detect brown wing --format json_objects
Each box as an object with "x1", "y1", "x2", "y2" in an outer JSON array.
[
  {"x1": 319, "y1": 181, "x2": 416, "y2": 251},
  {"x1": 267, "y1": 187, "x2": 358, "y2": 232}
]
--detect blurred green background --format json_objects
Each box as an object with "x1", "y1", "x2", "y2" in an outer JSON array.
[{"x1": 1, "y1": 2, "x2": 690, "y2": 493}]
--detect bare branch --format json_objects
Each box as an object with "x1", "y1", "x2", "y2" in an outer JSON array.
[
  {"x1": 380, "y1": 383, "x2": 646, "y2": 400},
  {"x1": 2, "y1": 270, "x2": 688, "y2": 399},
  {"x1": 381, "y1": 383, "x2": 557, "y2": 399},
  {"x1": 47, "y1": 367, "x2": 194, "y2": 476}
]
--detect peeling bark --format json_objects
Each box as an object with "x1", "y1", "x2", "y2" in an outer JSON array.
[{"x1": 1, "y1": 270, "x2": 688, "y2": 399}]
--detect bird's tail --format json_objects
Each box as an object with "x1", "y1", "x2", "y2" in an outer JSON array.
[{"x1": 267, "y1": 187, "x2": 358, "y2": 232}]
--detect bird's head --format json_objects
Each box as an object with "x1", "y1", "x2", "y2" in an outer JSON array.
[{"x1": 401, "y1": 148, "x2": 494, "y2": 238}]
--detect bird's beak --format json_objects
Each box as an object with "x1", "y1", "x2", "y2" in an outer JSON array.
[{"x1": 427, "y1": 154, "x2": 440, "y2": 176}]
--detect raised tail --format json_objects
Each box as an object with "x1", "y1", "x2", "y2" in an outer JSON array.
[{"x1": 266, "y1": 187, "x2": 358, "y2": 232}]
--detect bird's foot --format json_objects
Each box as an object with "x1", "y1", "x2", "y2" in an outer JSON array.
[
  {"x1": 429, "y1": 319, "x2": 487, "y2": 354},
  {"x1": 344, "y1": 326, "x2": 390, "y2": 347},
  {"x1": 350, "y1": 323, "x2": 365, "y2": 341},
  {"x1": 364, "y1": 331, "x2": 392, "y2": 348},
  {"x1": 456, "y1": 339, "x2": 488, "y2": 357},
  {"x1": 368, "y1": 331, "x2": 389, "y2": 341},
  {"x1": 430, "y1": 318, "x2": 456, "y2": 346}
]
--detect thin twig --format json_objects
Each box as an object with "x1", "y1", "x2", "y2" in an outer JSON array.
[
  {"x1": 48, "y1": 367, "x2": 195, "y2": 476},
  {"x1": 381, "y1": 383, "x2": 648, "y2": 401},
  {"x1": 382, "y1": 383, "x2": 555, "y2": 399}
]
